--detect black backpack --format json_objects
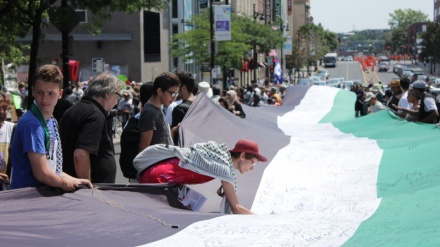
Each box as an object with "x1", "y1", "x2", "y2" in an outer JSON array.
[{"x1": 119, "y1": 115, "x2": 141, "y2": 179}]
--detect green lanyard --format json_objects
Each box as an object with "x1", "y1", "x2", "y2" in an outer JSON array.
[{"x1": 29, "y1": 102, "x2": 50, "y2": 152}]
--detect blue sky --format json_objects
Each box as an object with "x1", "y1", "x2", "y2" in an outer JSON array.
[{"x1": 312, "y1": 0, "x2": 434, "y2": 33}]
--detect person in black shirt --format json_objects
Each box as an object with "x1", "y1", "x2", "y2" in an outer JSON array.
[
  {"x1": 60, "y1": 73, "x2": 124, "y2": 183},
  {"x1": 355, "y1": 89, "x2": 368, "y2": 117},
  {"x1": 171, "y1": 71, "x2": 197, "y2": 145}
]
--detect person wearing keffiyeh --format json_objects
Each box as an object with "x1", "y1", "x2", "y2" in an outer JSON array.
[
  {"x1": 134, "y1": 139, "x2": 268, "y2": 214},
  {"x1": 9, "y1": 64, "x2": 91, "y2": 191}
]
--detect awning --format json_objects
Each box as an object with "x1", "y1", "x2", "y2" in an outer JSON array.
[{"x1": 17, "y1": 33, "x2": 132, "y2": 42}]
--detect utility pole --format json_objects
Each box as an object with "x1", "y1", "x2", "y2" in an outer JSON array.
[
  {"x1": 209, "y1": 0, "x2": 215, "y2": 85},
  {"x1": 253, "y1": 4, "x2": 257, "y2": 82},
  {"x1": 252, "y1": 3, "x2": 264, "y2": 83},
  {"x1": 61, "y1": 0, "x2": 69, "y2": 89}
]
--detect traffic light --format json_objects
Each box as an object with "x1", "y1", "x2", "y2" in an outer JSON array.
[{"x1": 387, "y1": 46, "x2": 390, "y2": 50}]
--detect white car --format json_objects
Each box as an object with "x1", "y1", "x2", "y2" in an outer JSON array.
[
  {"x1": 401, "y1": 70, "x2": 413, "y2": 78},
  {"x1": 309, "y1": 76, "x2": 321, "y2": 83}
]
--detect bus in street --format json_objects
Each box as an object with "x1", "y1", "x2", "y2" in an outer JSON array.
[{"x1": 323, "y1": 53, "x2": 338, "y2": 68}]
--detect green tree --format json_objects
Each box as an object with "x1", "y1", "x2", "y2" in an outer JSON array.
[
  {"x1": 420, "y1": 22, "x2": 440, "y2": 62},
  {"x1": 389, "y1": 27, "x2": 407, "y2": 52},
  {"x1": 171, "y1": 10, "x2": 284, "y2": 83},
  {"x1": 292, "y1": 23, "x2": 338, "y2": 72},
  {"x1": 0, "y1": 0, "x2": 168, "y2": 107},
  {"x1": 386, "y1": 9, "x2": 429, "y2": 55},
  {"x1": 388, "y1": 9, "x2": 429, "y2": 30}
]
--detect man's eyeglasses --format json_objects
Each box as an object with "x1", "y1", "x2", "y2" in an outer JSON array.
[
  {"x1": 115, "y1": 92, "x2": 122, "y2": 99},
  {"x1": 166, "y1": 90, "x2": 178, "y2": 98}
]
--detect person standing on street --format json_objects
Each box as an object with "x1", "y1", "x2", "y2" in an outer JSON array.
[
  {"x1": 138, "y1": 72, "x2": 180, "y2": 151},
  {"x1": 171, "y1": 71, "x2": 197, "y2": 145},
  {"x1": 0, "y1": 92, "x2": 15, "y2": 190},
  {"x1": 60, "y1": 73, "x2": 124, "y2": 183},
  {"x1": 10, "y1": 64, "x2": 91, "y2": 190}
]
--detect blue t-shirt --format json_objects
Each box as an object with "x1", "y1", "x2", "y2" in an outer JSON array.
[{"x1": 10, "y1": 111, "x2": 56, "y2": 189}]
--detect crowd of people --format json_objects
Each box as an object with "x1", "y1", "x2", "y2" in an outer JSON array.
[
  {"x1": 1, "y1": 65, "x2": 283, "y2": 214},
  {"x1": 5, "y1": 63, "x2": 439, "y2": 214},
  {"x1": 353, "y1": 77, "x2": 440, "y2": 124}
]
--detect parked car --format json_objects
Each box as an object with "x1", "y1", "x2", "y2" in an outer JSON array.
[
  {"x1": 378, "y1": 62, "x2": 389, "y2": 72},
  {"x1": 346, "y1": 56, "x2": 353, "y2": 61},
  {"x1": 317, "y1": 69, "x2": 329, "y2": 79},
  {"x1": 298, "y1": 78, "x2": 311, "y2": 85},
  {"x1": 308, "y1": 76, "x2": 321, "y2": 83},
  {"x1": 396, "y1": 66, "x2": 408, "y2": 77},
  {"x1": 401, "y1": 70, "x2": 413, "y2": 78},
  {"x1": 411, "y1": 68, "x2": 424, "y2": 77},
  {"x1": 315, "y1": 73, "x2": 326, "y2": 81},
  {"x1": 393, "y1": 64, "x2": 403, "y2": 73},
  {"x1": 379, "y1": 55, "x2": 390, "y2": 63}
]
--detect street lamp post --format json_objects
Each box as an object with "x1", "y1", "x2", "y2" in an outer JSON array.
[
  {"x1": 253, "y1": 4, "x2": 264, "y2": 83},
  {"x1": 209, "y1": 0, "x2": 215, "y2": 84},
  {"x1": 279, "y1": 22, "x2": 288, "y2": 82},
  {"x1": 253, "y1": 4, "x2": 258, "y2": 82}
]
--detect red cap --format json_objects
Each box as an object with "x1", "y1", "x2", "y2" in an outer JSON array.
[{"x1": 229, "y1": 140, "x2": 268, "y2": 162}]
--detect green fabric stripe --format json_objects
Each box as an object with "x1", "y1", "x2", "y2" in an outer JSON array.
[{"x1": 321, "y1": 90, "x2": 440, "y2": 246}]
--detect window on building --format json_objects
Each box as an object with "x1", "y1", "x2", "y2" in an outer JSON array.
[
  {"x1": 172, "y1": 0, "x2": 178, "y2": 18},
  {"x1": 75, "y1": 10, "x2": 87, "y2": 23},
  {"x1": 144, "y1": 11, "x2": 161, "y2": 62}
]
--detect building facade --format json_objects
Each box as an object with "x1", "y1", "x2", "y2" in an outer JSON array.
[
  {"x1": 20, "y1": 9, "x2": 172, "y2": 84},
  {"x1": 16, "y1": 0, "x2": 310, "y2": 86}
]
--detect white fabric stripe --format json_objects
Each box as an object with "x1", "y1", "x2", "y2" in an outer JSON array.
[{"x1": 143, "y1": 86, "x2": 382, "y2": 247}]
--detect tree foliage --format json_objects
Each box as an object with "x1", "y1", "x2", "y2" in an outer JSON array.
[
  {"x1": 0, "y1": 0, "x2": 168, "y2": 107},
  {"x1": 420, "y1": 22, "x2": 440, "y2": 61},
  {"x1": 171, "y1": 10, "x2": 285, "y2": 71},
  {"x1": 386, "y1": 9, "x2": 429, "y2": 54},
  {"x1": 285, "y1": 23, "x2": 338, "y2": 71},
  {"x1": 388, "y1": 9, "x2": 429, "y2": 30}
]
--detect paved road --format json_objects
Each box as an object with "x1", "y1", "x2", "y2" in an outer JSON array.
[
  {"x1": 113, "y1": 142, "x2": 129, "y2": 184},
  {"x1": 324, "y1": 60, "x2": 430, "y2": 85},
  {"x1": 324, "y1": 61, "x2": 365, "y2": 82},
  {"x1": 111, "y1": 132, "x2": 132, "y2": 184}
]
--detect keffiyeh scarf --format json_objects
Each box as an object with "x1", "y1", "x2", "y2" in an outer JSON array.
[{"x1": 30, "y1": 102, "x2": 63, "y2": 175}]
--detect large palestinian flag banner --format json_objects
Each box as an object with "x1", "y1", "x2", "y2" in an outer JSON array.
[{"x1": 1, "y1": 85, "x2": 439, "y2": 246}]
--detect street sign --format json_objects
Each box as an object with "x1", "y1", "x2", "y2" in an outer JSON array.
[
  {"x1": 48, "y1": 4, "x2": 82, "y2": 33},
  {"x1": 92, "y1": 58, "x2": 104, "y2": 73}
]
